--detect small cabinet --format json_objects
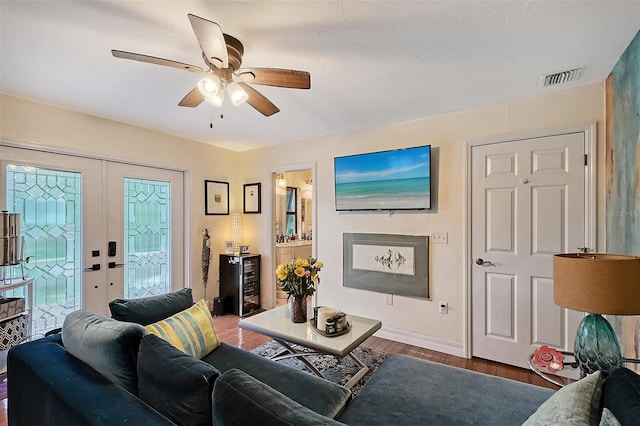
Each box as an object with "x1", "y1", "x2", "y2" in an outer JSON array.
[
  {"x1": 219, "y1": 254, "x2": 261, "y2": 317},
  {"x1": 275, "y1": 242, "x2": 312, "y2": 266}
]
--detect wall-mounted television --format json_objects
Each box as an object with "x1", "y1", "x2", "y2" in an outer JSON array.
[{"x1": 334, "y1": 145, "x2": 431, "y2": 211}]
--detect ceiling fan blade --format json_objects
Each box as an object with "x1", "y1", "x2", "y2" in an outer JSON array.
[
  {"x1": 239, "y1": 83, "x2": 280, "y2": 116},
  {"x1": 236, "y1": 68, "x2": 310, "y2": 89},
  {"x1": 178, "y1": 87, "x2": 205, "y2": 107},
  {"x1": 188, "y1": 14, "x2": 228, "y2": 69},
  {"x1": 111, "y1": 50, "x2": 204, "y2": 72}
]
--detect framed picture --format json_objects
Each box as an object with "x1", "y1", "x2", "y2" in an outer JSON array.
[
  {"x1": 205, "y1": 180, "x2": 229, "y2": 215},
  {"x1": 243, "y1": 183, "x2": 261, "y2": 214},
  {"x1": 343, "y1": 233, "x2": 429, "y2": 299}
]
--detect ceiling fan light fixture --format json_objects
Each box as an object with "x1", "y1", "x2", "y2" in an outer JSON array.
[
  {"x1": 197, "y1": 75, "x2": 221, "y2": 97},
  {"x1": 227, "y1": 82, "x2": 249, "y2": 106},
  {"x1": 205, "y1": 89, "x2": 224, "y2": 107}
]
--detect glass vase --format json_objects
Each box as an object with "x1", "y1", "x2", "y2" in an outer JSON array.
[
  {"x1": 291, "y1": 295, "x2": 307, "y2": 323},
  {"x1": 574, "y1": 313, "x2": 622, "y2": 377}
]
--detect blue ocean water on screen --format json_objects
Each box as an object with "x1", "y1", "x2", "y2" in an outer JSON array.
[{"x1": 336, "y1": 177, "x2": 430, "y2": 207}]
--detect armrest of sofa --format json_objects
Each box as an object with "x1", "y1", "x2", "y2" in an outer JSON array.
[
  {"x1": 213, "y1": 369, "x2": 346, "y2": 426},
  {"x1": 203, "y1": 343, "x2": 352, "y2": 419},
  {"x1": 8, "y1": 336, "x2": 174, "y2": 426}
]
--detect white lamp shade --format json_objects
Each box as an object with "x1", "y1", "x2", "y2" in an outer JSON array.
[
  {"x1": 197, "y1": 75, "x2": 221, "y2": 97},
  {"x1": 227, "y1": 82, "x2": 249, "y2": 106},
  {"x1": 275, "y1": 173, "x2": 286, "y2": 195},
  {"x1": 231, "y1": 213, "x2": 243, "y2": 254},
  {"x1": 301, "y1": 181, "x2": 312, "y2": 199},
  {"x1": 204, "y1": 89, "x2": 224, "y2": 107}
]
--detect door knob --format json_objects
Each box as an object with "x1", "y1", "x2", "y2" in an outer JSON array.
[
  {"x1": 108, "y1": 262, "x2": 125, "y2": 269},
  {"x1": 475, "y1": 258, "x2": 493, "y2": 266},
  {"x1": 84, "y1": 264, "x2": 100, "y2": 272}
]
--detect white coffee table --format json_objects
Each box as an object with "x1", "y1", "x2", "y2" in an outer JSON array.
[{"x1": 239, "y1": 304, "x2": 382, "y2": 389}]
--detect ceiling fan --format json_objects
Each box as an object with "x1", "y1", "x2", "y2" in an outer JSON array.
[{"x1": 111, "y1": 14, "x2": 310, "y2": 117}]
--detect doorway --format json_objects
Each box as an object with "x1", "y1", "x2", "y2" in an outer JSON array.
[
  {"x1": 467, "y1": 125, "x2": 596, "y2": 368},
  {"x1": 1, "y1": 145, "x2": 185, "y2": 335},
  {"x1": 272, "y1": 167, "x2": 315, "y2": 307}
]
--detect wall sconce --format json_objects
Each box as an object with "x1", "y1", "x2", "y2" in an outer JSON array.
[
  {"x1": 231, "y1": 213, "x2": 243, "y2": 256},
  {"x1": 275, "y1": 173, "x2": 286, "y2": 195},
  {"x1": 301, "y1": 179, "x2": 313, "y2": 199}
]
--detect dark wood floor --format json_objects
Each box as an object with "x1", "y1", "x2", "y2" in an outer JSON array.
[
  {"x1": 214, "y1": 313, "x2": 558, "y2": 390},
  {"x1": 0, "y1": 313, "x2": 557, "y2": 426}
]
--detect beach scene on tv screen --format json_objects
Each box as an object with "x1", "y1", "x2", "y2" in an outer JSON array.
[{"x1": 335, "y1": 146, "x2": 431, "y2": 210}]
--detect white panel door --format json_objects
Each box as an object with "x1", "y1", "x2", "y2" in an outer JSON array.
[{"x1": 471, "y1": 133, "x2": 587, "y2": 368}]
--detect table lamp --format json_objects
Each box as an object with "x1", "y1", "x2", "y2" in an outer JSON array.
[
  {"x1": 231, "y1": 213, "x2": 242, "y2": 256},
  {"x1": 553, "y1": 253, "x2": 640, "y2": 376}
]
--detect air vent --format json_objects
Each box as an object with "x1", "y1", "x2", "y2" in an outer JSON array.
[{"x1": 540, "y1": 67, "x2": 583, "y2": 87}]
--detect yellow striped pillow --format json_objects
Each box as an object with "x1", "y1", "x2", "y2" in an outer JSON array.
[{"x1": 145, "y1": 299, "x2": 220, "y2": 359}]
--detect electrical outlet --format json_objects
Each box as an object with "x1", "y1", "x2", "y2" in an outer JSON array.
[
  {"x1": 439, "y1": 302, "x2": 448, "y2": 314},
  {"x1": 432, "y1": 232, "x2": 449, "y2": 244},
  {"x1": 385, "y1": 294, "x2": 393, "y2": 305}
]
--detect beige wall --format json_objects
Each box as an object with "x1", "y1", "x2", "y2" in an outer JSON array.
[
  {"x1": 1, "y1": 83, "x2": 607, "y2": 355},
  {"x1": 0, "y1": 93, "x2": 240, "y2": 303},
  {"x1": 240, "y1": 82, "x2": 605, "y2": 354}
]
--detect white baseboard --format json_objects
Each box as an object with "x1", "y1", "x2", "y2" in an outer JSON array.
[{"x1": 374, "y1": 327, "x2": 466, "y2": 358}]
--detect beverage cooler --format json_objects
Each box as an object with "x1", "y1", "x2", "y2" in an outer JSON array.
[{"x1": 219, "y1": 254, "x2": 261, "y2": 317}]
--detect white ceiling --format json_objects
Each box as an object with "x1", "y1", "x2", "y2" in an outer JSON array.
[{"x1": 1, "y1": 1, "x2": 638, "y2": 152}]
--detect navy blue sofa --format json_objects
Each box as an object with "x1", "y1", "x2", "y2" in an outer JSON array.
[
  {"x1": 8, "y1": 331, "x2": 353, "y2": 426},
  {"x1": 10, "y1": 325, "x2": 639, "y2": 425},
  {"x1": 9, "y1": 289, "x2": 636, "y2": 425}
]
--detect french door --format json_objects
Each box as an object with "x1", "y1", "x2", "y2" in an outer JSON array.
[{"x1": 1, "y1": 146, "x2": 184, "y2": 335}]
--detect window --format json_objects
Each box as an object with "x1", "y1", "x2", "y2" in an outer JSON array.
[{"x1": 285, "y1": 187, "x2": 297, "y2": 236}]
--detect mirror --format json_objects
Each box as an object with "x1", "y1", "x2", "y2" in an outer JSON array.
[
  {"x1": 274, "y1": 170, "x2": 312, "y2": 242},
  {"x1": 273, "y1": 169, "x2": 313, "y2": 307}
]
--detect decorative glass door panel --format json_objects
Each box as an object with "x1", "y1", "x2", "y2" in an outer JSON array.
[
  {"x1": 5, "y1": 165, "x2": 83, "y2": 333},
  {"x1": 124, "y1": 177, "x2": 171, "y2": 298},
  {"x1": 106, "y1": 162, "x2": 184, "y2": 306}
]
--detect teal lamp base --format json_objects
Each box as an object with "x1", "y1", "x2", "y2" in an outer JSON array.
[{"x1": 574, "y1": 313, "x2": 622, "y2": 377}]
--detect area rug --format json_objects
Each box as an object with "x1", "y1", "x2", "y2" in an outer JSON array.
[{"x1": 252, "y1": 340, "x2": 388, "y2": 396}]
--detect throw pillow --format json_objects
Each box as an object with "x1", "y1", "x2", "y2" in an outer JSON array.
[
  {"x1": 109, "y1": 288, "x2": 193, "y2": 325},
  {"x1": 522, "y1": 371, "x2": 602, "y2": 426},
  {"x1": 138, "y1": 334, "x2": 220, "y2": 426},
  {"x1": 599, "y1": 408, "x2": 621, "y2": 426},
  {"x1": 212, "y1": 368, "x2": 346, "y2": 426},
  {"x1": 61, "y1": 310, "x2": 145, "y2": 394},
  {"x1": 523, "y1": 371, "x2": 602, "y2": 426},
  {"x1": 601, "y1": 367, "x2": 640, "y2": 426},
  {"x1": 145, "y1": 299, "x2": 220, "y2": 358}
]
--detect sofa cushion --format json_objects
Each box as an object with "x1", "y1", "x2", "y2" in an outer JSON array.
[
  {"x1": 61, "y1": 310, "x2": 145, "y2": 395},
  {"x1": 145, "y1": 299, "x2": 220, "y2": 358},
  {"x1": 338, "y1": 354, "x2": 553, "y2": 426},
  {"x1": 109, "y1": 288, "x2": 193, "y2": 325},
  {"x1": 212, "y1": 368, "x2": 346, "y2": 426},
  {"x1": 601, "y1": 367, "x2": 640, "y2": 426},
  {"x1": 203, "y1": 342, "x2": 352, "y2": 419},
  {"x1": 138, "y1": 334, "x2": 220, "y2": 426},
  {"x1": 523, "y1": 371, "x2": 602, "y2": 426}
]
